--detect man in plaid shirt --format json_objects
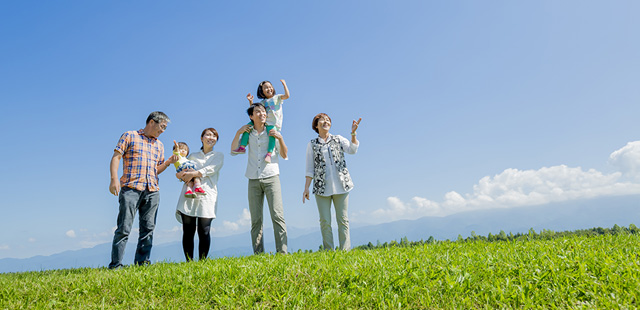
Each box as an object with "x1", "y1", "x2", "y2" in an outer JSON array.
[{"x1": 108, "y1": 111, "x2": 178, "y2": 269}]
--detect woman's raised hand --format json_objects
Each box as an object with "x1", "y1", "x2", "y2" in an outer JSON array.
[{"x1": 351, "y1": 118, "x2": 362, "y2": 133}]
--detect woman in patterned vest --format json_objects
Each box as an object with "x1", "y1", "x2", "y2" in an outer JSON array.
[{"x1": 303, "y1": 113, "x2": 361, "y2": 250}]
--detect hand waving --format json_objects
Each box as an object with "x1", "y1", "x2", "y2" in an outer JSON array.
[{"x1": 351, "y1": 118, "x2": 362, "y2": 133}]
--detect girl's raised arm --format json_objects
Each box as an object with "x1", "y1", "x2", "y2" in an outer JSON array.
[
  {"x1": 246, "y1": 93, "x2": 254, "y2": 105},
  {"x1": 280, "y1": 79, "x2": 290, "y2": 100}
]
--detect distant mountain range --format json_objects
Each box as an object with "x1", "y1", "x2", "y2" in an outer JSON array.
[{"x1": 2, "y1": 195, "x2": 638, "y2": 273}]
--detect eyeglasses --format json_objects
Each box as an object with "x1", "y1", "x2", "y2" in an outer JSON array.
[{"x1": 154, "y1": 121, "x2": 167, "y2": 130}]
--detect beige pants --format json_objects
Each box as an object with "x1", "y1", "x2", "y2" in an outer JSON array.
[
  {"x1": 248, "y1": 176, "x2": 288, "y2": 254},
  {"x1": 315, "y1": 193, "x2": 350, "y2": 251}
]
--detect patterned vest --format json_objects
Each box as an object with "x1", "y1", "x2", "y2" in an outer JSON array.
[{"x1": 311, "y1": 135, "x2": 354, "y2": 195}]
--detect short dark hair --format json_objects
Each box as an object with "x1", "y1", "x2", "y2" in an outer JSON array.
[
  {"x1": 146, "y1": 111, "x2": 170, "y2": 125},
  {"x1": 312, "y1": 113, "x2": 331, "y2": 133},
  {"x1": 256, "y1": 81, "x2": 272, "y2": 99},
  {"x1": 200, "y1": 127, "x2": 219, "y2": 150},
  {"x1": 173, "y1": 141, "x2": 189, "y2": 155},
  {"x1": 247, "y1": 102, "x2": 266, "y2": 117}
]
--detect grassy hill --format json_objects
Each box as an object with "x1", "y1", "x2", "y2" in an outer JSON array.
[{"x1": 1, "y1": 229, "x2": 639, "y2": 309}]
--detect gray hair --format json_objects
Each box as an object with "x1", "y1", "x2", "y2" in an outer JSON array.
[{"x1": 146, "y1": 111, "x2": 170, "y2": 125}]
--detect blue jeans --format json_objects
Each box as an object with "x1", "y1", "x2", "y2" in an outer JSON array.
[{"x1": 109, "y1": 187, "x2": 160, "y2": 268}]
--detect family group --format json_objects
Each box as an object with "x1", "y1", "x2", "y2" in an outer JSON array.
[{"x1": 106, "y1": 80, "x2": 363, "y2": 269}]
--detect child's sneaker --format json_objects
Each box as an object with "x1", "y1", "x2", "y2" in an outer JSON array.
[
  {"x1": 194, "y1": 187, "x2": 206, "y2": 195},
  {"x1": 264, "y1": 153, "x2": 272, "y2": 163},
  {"x1": 231, "y1": 146, "x2": 246, "y2": 154},
  {"x1": 184, "y1": 189, "x2": 196, "y2": 198}
]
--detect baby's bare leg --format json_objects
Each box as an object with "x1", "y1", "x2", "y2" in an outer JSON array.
[
  {"x1": 184, "y1": 178, "x2": 196, "y2": 198},
  {"x1": 193, "y1": 177, "x2": 206, "y2": 195}
]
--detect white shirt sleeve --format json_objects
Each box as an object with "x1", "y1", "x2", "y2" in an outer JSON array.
[
  {"x1": 305, "y1": 142, "x2": 314, "y2": 178},
  {"x1": 338, "y1": 135, "x2": 358, "y2": 155},
  {"x1": 275, "y1": 137, "x2": 287, "y2": 160},
  {"x1": 195, "y1": 152, "x2": 224, "y2": 178}
]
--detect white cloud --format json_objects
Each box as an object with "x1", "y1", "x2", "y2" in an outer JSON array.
[
  {"x1": 610, "y1": 141, "x2": 640, "y2": 180},
  {"x1": 65, "y1": 230, "x2": 76, "y2": 238},
  {"x1": 28, "y1": 238, "x2": 36, "y2": 243},
  {"x1": 215, "y1": 208, "x2": 251, "y2": 235},
  {"x1": 370, "y1": 142, "x2": 640, "y2": 222},
  {"x1": 0, "y1": 245, "x2": 9, "y2": 250}
]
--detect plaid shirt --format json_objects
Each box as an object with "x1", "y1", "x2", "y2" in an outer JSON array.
[{"x1": 115, "y1": 129, "x2": 165, "y2": 192}]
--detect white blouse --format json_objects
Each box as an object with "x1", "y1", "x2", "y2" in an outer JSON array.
[
  {"x1": 175, "y1": 150, "x2": 224, "y2": 222},
  {"x1": 305, "y1": 134, "x2": 358, "y2": 196},
  {"x1": 236, "y1": 128, "x2": 282, "y2": 180}
]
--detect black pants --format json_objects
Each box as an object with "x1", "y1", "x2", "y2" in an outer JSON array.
[{"x1": 180, "y1": 213, "x2": 213, "y2": 261}]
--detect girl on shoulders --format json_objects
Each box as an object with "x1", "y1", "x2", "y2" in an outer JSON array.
[{"x1": 232, "y1": 79, "x2": 290, "y2": 163}]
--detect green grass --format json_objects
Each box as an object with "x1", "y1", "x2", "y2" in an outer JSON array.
[{"x1": 2, "y1": 233, "x2": 639, "y2": 309}]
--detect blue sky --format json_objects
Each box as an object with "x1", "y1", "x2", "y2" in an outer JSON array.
[{"x1": 1, "y1": 1, "x2": 639, "y2": 259}]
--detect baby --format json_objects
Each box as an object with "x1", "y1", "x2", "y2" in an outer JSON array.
[{"x1": 173, "y1": 141, "x2": 205, "y2": 198}]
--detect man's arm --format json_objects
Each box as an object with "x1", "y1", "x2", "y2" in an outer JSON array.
[
  {"x1": 157, "y1": 154, "x2": 178, "y2": 174},
  {"x1": 109, "y1": 151, "x2": 122, "y2": 196},
  {"x1": 231, "y1": 124, "x2": 252, "y2": 154},
  {"x1": 269, "y1": 128, "x2": 288, "y2": 159}
]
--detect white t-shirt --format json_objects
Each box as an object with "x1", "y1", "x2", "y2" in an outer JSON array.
[{"x1": 262, "y1": 94, "x2": 284, "y2": 130}]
